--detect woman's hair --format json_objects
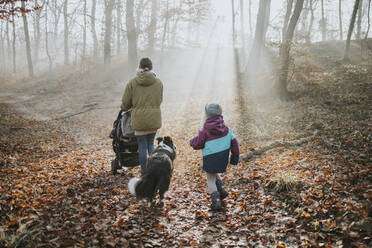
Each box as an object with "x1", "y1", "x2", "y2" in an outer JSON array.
[{"x1": 139, "y1": 57, "x2": 153, "y2": 71}]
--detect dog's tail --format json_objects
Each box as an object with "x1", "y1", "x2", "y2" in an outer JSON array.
[
  {"x1": 128, "y1": 177, "x2": 140, "y2": 195},
  {"x1": 128, "y1": 174, "x2": 158, "y2": 200}
]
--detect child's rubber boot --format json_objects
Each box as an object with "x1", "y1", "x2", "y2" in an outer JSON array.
[
  {"x1": 216, "y1": 177, "x2": 228, "y2": 200},
  {"x1": 210, "y1": 191, "x2": 223, "y2": 211}
]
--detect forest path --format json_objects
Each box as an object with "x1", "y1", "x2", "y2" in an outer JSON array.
[{"x1": 1, "y1": 45, "x2": 371, "y2": 247}]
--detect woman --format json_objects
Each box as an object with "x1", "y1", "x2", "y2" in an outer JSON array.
[{"x1": 121, "y1": 58, "x2": 163, "y2": 174}]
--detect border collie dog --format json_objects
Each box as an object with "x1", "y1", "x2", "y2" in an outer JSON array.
[{"x1": 128, "y1": 136, "x2": 176, "y2": 206}]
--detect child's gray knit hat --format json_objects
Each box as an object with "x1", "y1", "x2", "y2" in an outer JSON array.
[{"x1": 205, "y1": 103, "x2": 222, "y2": 118}]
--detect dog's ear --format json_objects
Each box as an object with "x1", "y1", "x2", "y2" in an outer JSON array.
[
  {"x1": 163, "y1": 136, "x2": 173, "y2": 146},
  {"x1": 156, "y1": 137, "x2": 163, "y2": 144}
]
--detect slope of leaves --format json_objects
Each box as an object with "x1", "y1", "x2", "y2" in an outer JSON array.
[{"x1": 0, "y1": 53, "x2": 371, "y2": 247}]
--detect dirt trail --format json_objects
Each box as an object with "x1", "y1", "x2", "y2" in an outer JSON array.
[{"x1": 1, "y1": 43, "x2": 371, "y2": 247}]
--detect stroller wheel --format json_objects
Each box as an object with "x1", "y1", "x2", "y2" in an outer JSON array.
[{"x1": 111, "y1": 159, "x2": 118, "y2": 175}]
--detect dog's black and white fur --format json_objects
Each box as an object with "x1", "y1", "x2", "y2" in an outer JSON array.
[{"x1": 128, "y1": 136, "x2": 176, "y2": 206}]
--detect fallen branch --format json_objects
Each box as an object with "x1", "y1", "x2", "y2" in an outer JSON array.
[
  {"x1": 53, "y1": 107, "x2": 96, "y2": 120},
  {"x1": 52, "y1": 103, "x2": 99, "y2": 120},
  {"x1": 242, "y1": 131, "x2": 319, "y2": 161}
]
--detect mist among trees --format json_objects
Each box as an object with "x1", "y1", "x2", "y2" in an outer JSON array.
[{"x1": 0, "y1": 1, "x2": 371, "y2": 247}]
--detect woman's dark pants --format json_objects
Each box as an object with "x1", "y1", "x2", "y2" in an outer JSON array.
[{"x1": 136, "y1": 133, "x2": 156, "y2": 174}]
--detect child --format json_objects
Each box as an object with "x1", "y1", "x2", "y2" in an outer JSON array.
[{"x1": 190, "y1": 103, "x2": 239, "y2": 210}]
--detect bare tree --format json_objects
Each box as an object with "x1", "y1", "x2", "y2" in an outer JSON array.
[
  {"x1": 170, "y1": 1, "x2": 183, "y2": 47},
  {"x1": 320, "y1": 0, "x2": 326, "y2": 41},
  {"x1": 116, "y1": 0, "x2": 121, "y2": 55},
  {"x1": 63, "y1": 0, "x2": 69, "y2": 65},
  {"x1": 277, "y1": 0, "x2": 305, "y2": 97},
  {"x1": 45, "y1": 2, "x2": 52, "y2": 71},
  {"x1": 263, "y1": 0, "x2": 271, "y2": 38},
  {"x1": 356, "y1": 0, "x2": 363, "y2": 40},
  {"x1": 247, "y1": 0, "x2": 271, "y2": 70},
  {"x1": 21, "y1": 0, "x2": 34, "y2": 77},
  {"x1": 34, "y1": 0, "x2": 42, "y2": 66},
  {"x1": 283, "y1": 0, "x2": 294, "y2": 42},
  {"x1": 240, "y1": 0, "x2": 245, "y2": 60},
  {"x1": 160, "y1": 0, "x2": 170, "y2": 52},
  {"x1": 50, "y1": 0, "x2": 62, "y2": 48},
  {"x1": 361, "y1": 0, "x2": 371, "y2": 57},
  {"x1": 82, "y1": 0, "x2": 87, "y2": 63},
  {"x1": 339, "y1": 0, "x2": 343, "y2": 40},
  {"x1": 6, "y1": 21, "x2": 10, "y2": 71},
  {"x1": 11, "y1": 2, "x2": 16, "y2": 73},
  {"x1": 104, "y1": 0, "x2": 115, "y2": 75},
  {"x1": 148, "y1": 0, "x2": 158, "y2": 53},
  {"x1": 0, "y1": 22, "x2": 4, "y2": 72},
  {"x1": 126, "y1": 0, "x2": 137, "y2": 72},
  {"x1": 232, "y1": 0, "x2": 236, "y2": 44},
  {"x1": 248, "y1": 0, "x2": 252, "y2": 37},
  {"x1": 306, "y1": 0, "x2": 315, "y2": 44},
  {"x1": 365, "y1": 0, "x2": 371, "y2": 39},
  {"x1": 344, "y1": 0, "x2": 360, "y2": 61},
  {"x1": 91, "y1": 0, "x2": 99, "y2": 59},
  {"x1": 135, "y1": 0, "x2": 147, "y2": 42},
  {"x1": 299, "y1": 0, "x2": 309, "y2": 40}
]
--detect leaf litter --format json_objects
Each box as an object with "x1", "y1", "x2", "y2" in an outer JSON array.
[{"x1": 0, "y1": 59, "x2": 371, "y2": 247}]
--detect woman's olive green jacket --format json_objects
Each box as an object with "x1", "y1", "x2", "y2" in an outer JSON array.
[{"x1": 121, "y1": 71, "x2": 163, "y2": 131}]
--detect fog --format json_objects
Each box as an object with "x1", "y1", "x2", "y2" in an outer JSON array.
[
  {"x1": 0, "y1": 2, "x2": 371, "y2": 246},
  {"x1": 1, "y1": 0, "x2": 370, "y2": 133},
  {"x1": 0, "y1": 0, "x2": 369, "y2": 76}
]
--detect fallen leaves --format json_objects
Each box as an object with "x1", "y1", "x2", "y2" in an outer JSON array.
[{"x1": 1, "y1": 54, "x2": 371, "y2": 247}]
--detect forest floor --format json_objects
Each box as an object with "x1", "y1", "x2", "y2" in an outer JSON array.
[{"x1": 0, "y1": 42, "x2": 371, "y2": 248}]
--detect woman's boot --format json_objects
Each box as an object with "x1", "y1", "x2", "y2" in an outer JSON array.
[
  {"x1": 216, "y1": 177, "x2": 228, "y2": 200},
  {"x1": 210, "y1": 191, "x2": 223, "y2": 210}
]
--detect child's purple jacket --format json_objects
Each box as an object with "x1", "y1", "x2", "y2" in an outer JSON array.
[{"x1": 190, "y1": 116, "x2": 239, "y2": 173}]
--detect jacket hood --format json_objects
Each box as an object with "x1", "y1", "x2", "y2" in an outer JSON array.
[
  {"x1": 204, "y1": 116, "x2": 228, "y2": 135},
  {"x1": 136, "y1": 71, "x2": 157, "y2": 86}
]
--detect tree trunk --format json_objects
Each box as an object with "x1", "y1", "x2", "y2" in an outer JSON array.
[
  {"x1": 344, "y1": 0, "x2": 360, "y2": 61},
  {"x1": 339, "y1": 0, "x2": 343, "y2": 40},
  {"x1": 249, "y1": 0, "x2": 252, "y2": 37},
  {"x1": 282, "y1": 0, "x2": 294, "y2": 42},
  {"x1": 247, "y1": 0, "x2": 271, "y2": 71},
  {"x1": 277, "y1": 0, "x2": 305, "y2": 98},
  {"x1": 6, "y1": 21, "x2": 10, "y2": 71},
  {"x1": 34, "y1": 0, "x2": 41, "y2": 66},
  {"x1": 240, "y1": 0, "x2": 244, "y2": 42},
  {"x1": 306, "y1": 0, "x2": 314, "y2": 44},
  {"x1": 52, "y1": 0, "x2": 61, "y2": 48},
  {"x1": 300, "y1": 0, "x2": 309, "y2": 39},
  {"x1": 240, "y1": 0, "x2": 245, "y2": 67},
  {"x1": 170, "y1": 1, "x2": 182, "y2": 47},
  {"x1": 356, "y1": 0, "x2": 363, "y2": 40},
  {"x1": 22, "y1": 1, "x2": 34, "y2": 77},
  {"x1": 232, "y1": 0, "x2": 236, "y2": 44},
  {"x1": 45, "y1": 3, "x2": 52, "y2": 71},
  {"x1": 11, "y1": 3, "x2": 16, "y2": 73},
  {"x1": 148, "y1": 0, "x2": 158, "y2": 53},
  {"x1": 321, "y1": 0, "x2": 326, "y2": 41},
  {"x1": 116, "y1": 1, "x2": 121, "y2": 55},
  {"x1": 161, "y1": 0, "x2": 170, "y2": 52},
  {"x1": 63, "y1": 0, "x2": 69, "y2": 65},
  {"x1": 0, "y1": 22, "x2": 4, "y2": 72},
  {"x1": 362, "y1": 0, "x2": 371, "y2": 57},
  {"x1": 364, "y1": 0, "x2": 371, "y2": 39},
  {"x1": 263, "y1": 0, "x2": 271, "y2": 38},
  {"x1": 104, "y1": 0, "x2": 115, "y2": 75},
  {"x1": 82, "y1": 0, "x2": 87, "y2": 64},
  {"x1": 91, "y1": 0, "x2": 99, "y2": 59},
  {"x1": 126, "y1": 0, "x2": 138, "y2": 72},
  {"x1": 135, "y1": 0, "x2": 146, "y2": 41}
]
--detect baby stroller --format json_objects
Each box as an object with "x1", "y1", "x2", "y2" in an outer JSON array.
[{"x1": 109, "y1": 110, "x2": 139, "y2": 175}]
